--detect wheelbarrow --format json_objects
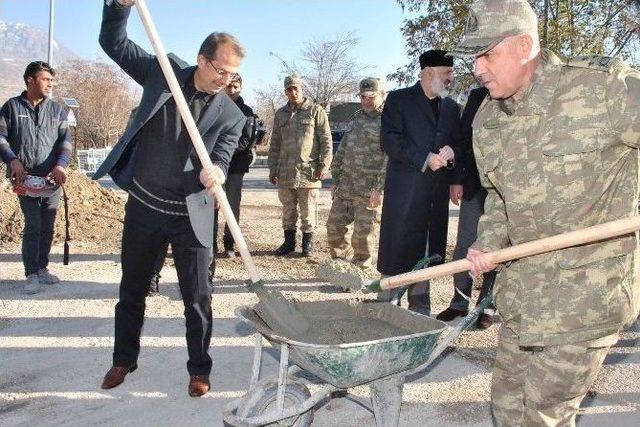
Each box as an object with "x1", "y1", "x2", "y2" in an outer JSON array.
[{"x1": 223, "y1": 296, "x2": 492, "y2": 426}]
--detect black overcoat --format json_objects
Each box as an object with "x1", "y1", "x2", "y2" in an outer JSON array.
[{"x1": 377, "y1": 83, "x2": 460, "y2": 275}]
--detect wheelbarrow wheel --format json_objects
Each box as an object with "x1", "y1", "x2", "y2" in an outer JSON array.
[{"x1": 242, "y1": 381, "x2": 313, "y2": 426}]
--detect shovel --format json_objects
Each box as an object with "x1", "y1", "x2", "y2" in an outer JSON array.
[
  {"x1": 133, "y1": 0, "x2": 310, "y2": 338},
  {"x1": 329, "y1": 215, "x2": 640, "y2": 293},
  {"x1": 61, "y1": 185, "x2": 71, "y2": 265}
]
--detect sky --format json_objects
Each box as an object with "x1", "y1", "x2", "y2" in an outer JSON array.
[{"x1": 0, "y1": 0, "x2": 415, "y2": 105}]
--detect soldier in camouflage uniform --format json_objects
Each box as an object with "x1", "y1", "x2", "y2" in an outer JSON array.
[
  {"x1": 327, "y1": 78, "x2": 387, "y2": 270},
  {"x1": 268, "y1": 75, "x2": 332, "y2": 256},
  {"x1": 450, "y1": 0, "x2": 640, "y2": 425}
]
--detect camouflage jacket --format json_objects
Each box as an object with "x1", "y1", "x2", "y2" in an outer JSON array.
[
  {"x1": 471, "y1": 49, "x2": 640, "y2": 346},
  {"x1": 332, "y1": 106, "x2": 387, "y2": 199},
  {"x1": 268, "y1": 98, "x2": 332, "y2": 188}
]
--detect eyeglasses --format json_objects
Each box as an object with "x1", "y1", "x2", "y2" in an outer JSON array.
[{"x1": 207, "y1": 59, "x2": 238, "y2": 81}]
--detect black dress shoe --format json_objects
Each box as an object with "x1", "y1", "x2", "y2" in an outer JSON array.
[
  {"x1": 476, "y1": 313, "x2": 493, "y2": 330},
  {"x1": 436, "y1": 307, "x2": 468, "y2": 321},
  {"x1": 408, "y1": 305, "x2": 430, "y2": 316}
]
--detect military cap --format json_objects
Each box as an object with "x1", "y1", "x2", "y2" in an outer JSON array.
[
  {"x1": 359, "y1": 77, "x2": 385, "y2": 96},
  {"x1": 284, "y1": 74, "x2": 303, "y2": 89},
  {"x1": 449, "y1": 0, "x2": 538, "y2": 58},
  {"x1": 419, "y1": 50, "x2": 453, "y2": 69}
]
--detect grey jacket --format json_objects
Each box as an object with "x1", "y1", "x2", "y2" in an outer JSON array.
[{"x1": 0, "y1": 93, "x2": 73, "y2": 177}]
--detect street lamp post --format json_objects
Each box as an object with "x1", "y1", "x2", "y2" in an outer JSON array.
[
  {"x1": 48, "y1": 0, "x2": 55, "y2": 97},
  {"x1": 62, "y1": 97, "x2": 80, "y2": 163}
]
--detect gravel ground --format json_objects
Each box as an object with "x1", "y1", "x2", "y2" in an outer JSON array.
[{"x1": 1, "y1": 169, "x2": 639, "y2": 426}]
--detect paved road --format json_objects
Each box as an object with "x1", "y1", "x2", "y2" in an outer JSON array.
[{"x1": 96, "y1": 166, "x2": 461, "y2": 217}]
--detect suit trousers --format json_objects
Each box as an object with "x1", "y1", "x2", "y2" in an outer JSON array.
[
  {"x1": 378, "y1": 243, "x2": 432, "y2": 315},
  {"x1": 113, "y1": 197, "x2": 213, "y2": 375},
  {"x1": 218, "y1": 172, "x2": 244, "y2": 249},
  {"x1": 277, "y1": 187, "x2": 318, "y2": 232},
  {"x1": 449, "y1": 189, "x2": 496, "y2": 311}
]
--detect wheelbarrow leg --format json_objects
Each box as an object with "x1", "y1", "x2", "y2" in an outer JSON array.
[
  {"x1": 249, "y1": 333, "x2": 263, "y2": 389},
  {"x1": 369, "y1": 374, "x2": 405, "y2": 427}
]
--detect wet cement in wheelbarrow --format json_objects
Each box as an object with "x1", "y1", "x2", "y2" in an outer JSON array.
[
  {"x1": 259, "y1": 301, "x2": 432, "y2": 345},
  {"x1": 309, "y1": 317, "x2": 415, "y2": 344}
]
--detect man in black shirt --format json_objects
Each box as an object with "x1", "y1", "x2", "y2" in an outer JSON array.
[
  {"x1": 215, "y1": 74, "x2": 259, "y2": 259},
  {"x1": 95, "y1": 0, "x2": 246, "y2": 397},
  {"x1": 436, "y1": 87, "x2": 496, "y2": 329}
]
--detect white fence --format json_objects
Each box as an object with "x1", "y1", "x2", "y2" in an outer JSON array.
[{"x1": 76, "y1": 147, "x2": 111, "y2": 174}]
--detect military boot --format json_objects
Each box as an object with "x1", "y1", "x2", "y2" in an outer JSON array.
[
  {"x1": 301, "y1": 232, "x2": 314, "y2": 257},
  {"x1": 275, "y1": 230, "x2": 296, "y2": 256}
]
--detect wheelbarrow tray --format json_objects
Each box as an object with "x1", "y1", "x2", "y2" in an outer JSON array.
[{"x1": 235, "y1": 300, "x2": 446, "y2": 389}]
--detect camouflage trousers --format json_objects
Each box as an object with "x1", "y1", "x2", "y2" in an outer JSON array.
[
  {"x1": 492, "y1": 323, "x2": 613, "y2": 427},
  {"x1": 277, "y1": 188, "x2": 318, "y2": 233},
  {"x1": 326, "y1": 195, "x2": 381, "y2": 269}
]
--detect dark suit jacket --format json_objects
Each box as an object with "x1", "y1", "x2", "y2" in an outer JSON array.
[
  {"x1": 378, "y1": 83, "x2": 460, "y2": 275},
  {"x1": 451, "y1": 87, "x2": 489, "y2": 200},
  {"x1": 93, "y1": 1, "x2": 245, "y2": 247},
  {"x1": 228, "y1": 96, "x2": 258, "y2": 174}
]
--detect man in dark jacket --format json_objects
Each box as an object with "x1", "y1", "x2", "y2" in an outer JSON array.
[
  {"x1": 214, "y1": 74, "x2": 259, "y2": 258},
  {"x1": 377, "y1": 50, "x2": 460, "y2": 315},
  {"x1": 436, "y1": 86, "x2": 496, "y2": 329},
  {"x1": 95, "y1": 0, "x2": 246, "y2": 397},
  {"x1": 0, "y1": 61, "x2": 72, "y2": 295}
]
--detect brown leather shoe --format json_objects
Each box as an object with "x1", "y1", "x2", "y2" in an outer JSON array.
[
  {"x1": 476, "y1": 313, "x2": 493, "y2": 330},
  {"x1": 101, "y1": 364, "x2": 137, "y2": 390},
  {"x1": 188, "y1": 375, "x2": 210, "y2": 397}
]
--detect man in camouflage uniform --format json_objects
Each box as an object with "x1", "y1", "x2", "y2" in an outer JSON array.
[
  {"x1": 450, "y1": 0, "x2": 640, "y2": 425},
  {"x1": 268, "y1": 75, "x2": 332, "y2": 256},
  {"x1": 327, "y1": 78, "x2": 387, "y2": 270}
]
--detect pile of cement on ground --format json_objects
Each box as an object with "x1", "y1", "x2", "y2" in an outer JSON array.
[{"x1": 0, "y1": 166, "x2": 125, "y2": 248}]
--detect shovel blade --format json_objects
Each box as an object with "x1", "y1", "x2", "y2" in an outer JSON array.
[
  {"x1": 249, "y1": 281, "x2": 311, "y2": 338},
  {"x1": 315, "y1": 259, "x2": 372, "y2": 292}
]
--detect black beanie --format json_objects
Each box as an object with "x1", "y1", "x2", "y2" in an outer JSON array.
[{"x1": 419, "y1": 49, "x2": 453, "y2": 69}]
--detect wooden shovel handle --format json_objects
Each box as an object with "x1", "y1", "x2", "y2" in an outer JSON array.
[
  {"x1": 134, "y1": 0, "x2": 260, "y2": 283},
  {"x1": 380, "y1": 215, "x2": 640, "y2": 290}
]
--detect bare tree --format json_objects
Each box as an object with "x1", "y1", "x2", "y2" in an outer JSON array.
[
  {"x1": 269, "y1": 32, "x2": 370, "y2": 108},
  {"x1": 391, "y1": 0, "x2": 640, "y2": 86},
  {"x1": 54, "y1": 59, "x2": 138, "y2": 150},
  {"x1": 252, "y1": 83, "x2": 285, "y2": 154}
]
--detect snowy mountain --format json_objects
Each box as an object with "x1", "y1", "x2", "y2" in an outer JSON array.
[{"x1": 0, "y1": 19, "x2": 78, "y2": 102}]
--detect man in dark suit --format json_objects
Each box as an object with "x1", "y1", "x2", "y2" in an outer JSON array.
[
  {"x1": 436, "y1": 86, "x2": 496, "y2": 329},
  {"x1": 215, "y1": 74, "x2": 259, "y2": 258},
  {"x1": 94, "y1": 0, "x2": 246, "y2": 397},
  {"x1": 377, "y1": 50, "x2": 460, "y2": 315}
]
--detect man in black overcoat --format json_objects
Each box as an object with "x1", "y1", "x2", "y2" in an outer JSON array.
[{"x1": 377, "y1": 50, "x2": 460, "y2": 315}]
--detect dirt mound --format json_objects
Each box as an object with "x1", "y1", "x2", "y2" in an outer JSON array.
[{"x1": 1, "y1": 166, "x2": 125, "y2": 249}]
